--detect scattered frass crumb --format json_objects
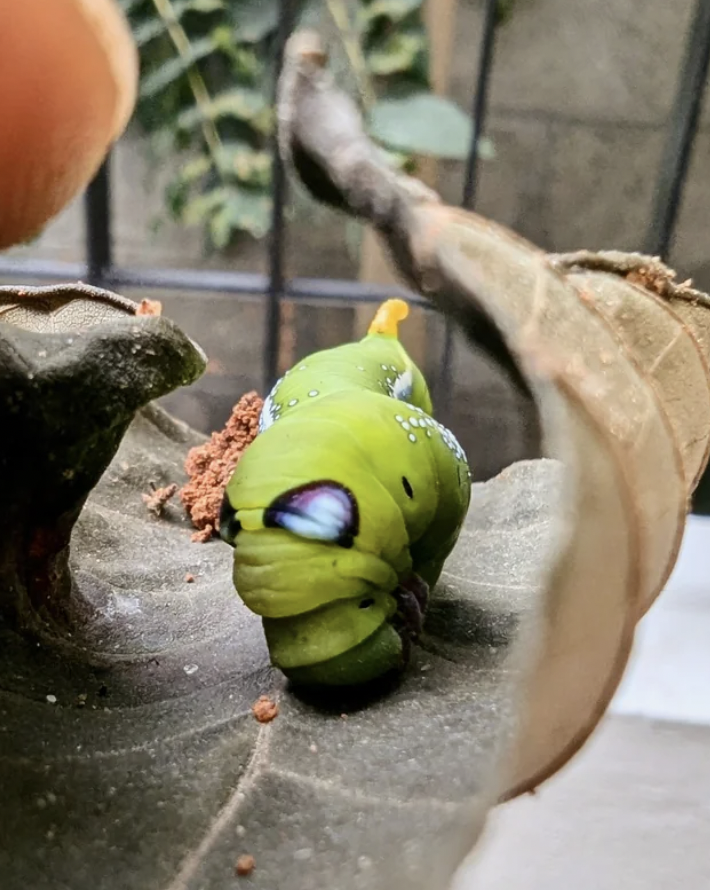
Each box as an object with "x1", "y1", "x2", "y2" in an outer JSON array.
[
  {"x1": 184, "y1": 573, "x2": 195, "y2": 583},
  {"x1": 309, "y1": 743, "x2": 318, "y2": 753},
  {"x1": 136, "y1": 298, "x2": 162, "y2": 316},
  {"x1": 235, "y1": 854, "x2": 256, "y2": 877},
  {"x1": 252, "y1": 695, "x2": 279, "y2": 724},
  {"x1": 191, "y1": 526, "x2": 214, "y2": 544},
  {"x1": 142, "y1": 483, "x2": 178, "y2": 517},
  {"x1": 180, "y1": 392, "x2": 263, "y2": 541},
  {"x1": 46, "y1": 694, "x2": 57, "y2": 704}
]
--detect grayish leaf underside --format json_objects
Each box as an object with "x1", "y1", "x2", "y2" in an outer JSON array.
[{"x1": 0, "y1": 398, "x2": 562, "y2": 890}]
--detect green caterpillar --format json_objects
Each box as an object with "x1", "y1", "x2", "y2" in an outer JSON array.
[{"x1": 220, "y1": 299, "x2": 471, "y2": 687}]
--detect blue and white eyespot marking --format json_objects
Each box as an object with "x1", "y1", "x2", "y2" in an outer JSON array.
[
  {"x1": 264, "y1": 482, "x2": 358, "y2": 546},
  {"x1": 392, "y1": 368, "x2": 413, "y2": 401},
  {"x1": 381, "y1": 367, "x2": 413, "y2": 402}
]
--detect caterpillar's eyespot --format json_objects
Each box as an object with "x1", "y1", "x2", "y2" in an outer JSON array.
[
  {"x1": 402, "y1": 476, "x2": 414, "y2": 499},
  {"x1": 219, "y1": 494, "x2": 241, "y2": 545},
  {"x1": 264, "y1": 480, "x2": 359, "y2": 548},
  {"x1": 392, "y1": 369, "x2": 413, "y2": 401},
  {"x1": 358, "y1": 598, "x2": 376, "y2": 609}
]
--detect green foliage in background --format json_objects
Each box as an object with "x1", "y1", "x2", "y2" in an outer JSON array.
[{"x1": 120, "y1": 0, "x2": 494, "y2": 250}]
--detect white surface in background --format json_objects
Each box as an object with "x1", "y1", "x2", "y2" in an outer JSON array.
[
  {"x1": 610, "y1": 514, "x2": 710, "y2": 726},
  {"x1": 450, "y1": 514, "x2": 710, "y2": 890}
]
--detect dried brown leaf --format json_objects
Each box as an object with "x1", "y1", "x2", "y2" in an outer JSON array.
[{"x1": 275, "y1": 30, "x2": 710, "y2": 811}]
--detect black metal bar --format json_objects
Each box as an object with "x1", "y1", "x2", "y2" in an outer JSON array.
[
  {"x1": 645, "y1": 0, "x2": 710, "y2": 259},
  {"x1": 84, "y1": 156, "x2": 113, "y2": 286},
  {"x1": 263, "y1": 0, "x2": 295, "y2": 392},
  {"x1": 0, "y1": 256, "x2": 436, "y2": 307},
  {"x1": 461, "y1": 0, "x2": 499, "y2": 210},
  {"x1": 0, "y1": 258, "x2": 85, "y2": 281},
  {"x1": 439, "y1": 0, "x2": 499, "y2": 418}
]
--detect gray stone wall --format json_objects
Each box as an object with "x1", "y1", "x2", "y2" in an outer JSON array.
[
  {"x1": 447, "y1": 0, "x2": 706, "y2": 274},
  {"x1": 3, "y1": 0, "x2": 708, "y2": 483}
]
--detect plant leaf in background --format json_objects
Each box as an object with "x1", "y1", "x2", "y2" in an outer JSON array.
[
  {"x1": 119, "y1": 0, "x2": 495, "y2": 251},
  {"x1": 139, "y1": 35, "x2": 217, "y2": 98},
  {"x1": 369, "y1": 92, "x2": 496, "y2": 161},
  {"x1": 183, "y1": 184, "x2": 272, "y2": 244},
  {"x1": 232, "y1": 0, "x2": 281, "y2": 43},
  {"x1": 358, "y1": 0, "x2": 423, "y2": 25},
  {"x1": 175, "y1": 87, "x2": 272, "y2": 134},
  {"x1": 366, "y1": 28, "x2": 427, "y2": 76}
]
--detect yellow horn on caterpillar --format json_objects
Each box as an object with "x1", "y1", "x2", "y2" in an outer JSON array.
[{"x1": 367, "y1": 299, "x2": 410, "y2": 338}]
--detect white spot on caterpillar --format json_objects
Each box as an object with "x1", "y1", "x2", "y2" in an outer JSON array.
[
  {"x1": 381, "y1": 364, "x2": 388, "y2": 370},
  {"x1": 308, "y1": 390, "x2": 319, "y2": 397},
  {"x1": 299, "y1": 365, "x2": 307, "y2": 371},
  {"x1": 409, "y1": 417, "x2": 419, "y2": 427},
  {"x1": 259, "y1": 396, "x2": 279, "y2": 431},
  {"x1": 357, "y1": 366, "x2": 365, "y2": 371},
  {"x1": 288, "y1": 399, "x2": 298, "y2": 406},
  {"x1": 402, "y1": 422, "x2": 410, "y2": 431},
  {"x1": 408, "y1": 433, "x2": 417, "y2": 443},
  {"x1": 426, "y1": 430, "x2": 432, "y2": 438},
  {"x1": 390, "y1": 365, "x2": 397, "y2": 371},
  {"x1": 395, "y1": 414, "x2": 404, "y2": 422},
  {"x1": 258, "y1": 375, "x2": 284, "y2": 432},
  {"x1": 258, "y1": 398, "x2": 272, "y2": 432},
  {"x1": 430, "y1": 418, "x2": 467, "y2": 462}
]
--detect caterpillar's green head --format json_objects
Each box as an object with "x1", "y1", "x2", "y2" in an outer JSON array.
[{"x1": 220, "y1": 399, "x2": 427, "y2": 687}]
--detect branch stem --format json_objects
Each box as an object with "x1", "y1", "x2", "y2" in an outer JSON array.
[
  {"x1": 150, "y1": 0, "x2": 223, "y2": 165},
  {"x1": 325, "y1": 0, "x2": 376, "y2": 109}
]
